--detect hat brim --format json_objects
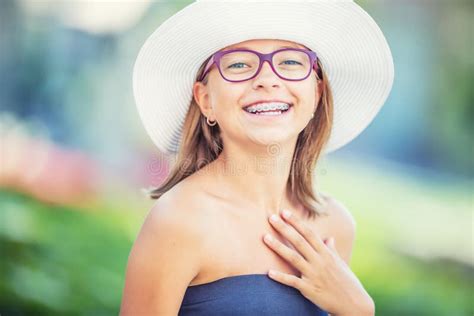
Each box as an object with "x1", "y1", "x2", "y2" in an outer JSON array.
[{"x1": 133, "y1": 0, "x2": 394, "y2": 155}]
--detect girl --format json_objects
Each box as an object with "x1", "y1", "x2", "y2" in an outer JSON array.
[{"x1": 121, "y1": 1, "x2": 394, "y2": 315}]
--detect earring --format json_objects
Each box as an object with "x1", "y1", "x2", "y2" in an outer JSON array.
[
  {"x1": 311, "y1": 112, "x2": 314, "y2": 118},
  {"x1": 206, "y1": 116, "x2": 217, "y2": 126}
]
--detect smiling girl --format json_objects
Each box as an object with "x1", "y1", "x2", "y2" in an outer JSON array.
[{"x1": 120, "y1": 1, "x2": 394, "y2": 315}]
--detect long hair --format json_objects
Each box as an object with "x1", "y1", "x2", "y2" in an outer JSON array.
[{"x1": 147, "y1": 51, "x2": 334, "y2": 219}]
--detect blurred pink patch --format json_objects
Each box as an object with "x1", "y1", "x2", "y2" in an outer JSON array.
[
  {"x1": 0, "y1": 114, "x2": 100, "y2": 207},
  {"x1": 142, "y1": 151, "x2": 171, "y2": 188}
]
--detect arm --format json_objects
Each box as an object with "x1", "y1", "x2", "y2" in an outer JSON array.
[
  {"x1": 119, "y1": 201, "x2": 203, "y2": 315},
  {"x1": 323, "y1": 195, "x2": 375, "y2": 316},
  {"x1": 325, "y1": 196, "x2": 356, "y2": 267}
]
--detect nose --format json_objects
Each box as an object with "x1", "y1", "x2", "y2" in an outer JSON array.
[{"x1": 252, "y1": 60, "x2": 281, "y2": 89}]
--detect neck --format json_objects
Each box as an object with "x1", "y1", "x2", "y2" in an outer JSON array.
[{"x1": 212, "y1": 139, "x2": 298, "y2": 215}]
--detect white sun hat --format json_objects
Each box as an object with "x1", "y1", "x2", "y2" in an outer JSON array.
[{"x1": 132, "y1": 0, "x2": 395, "y2": 155}]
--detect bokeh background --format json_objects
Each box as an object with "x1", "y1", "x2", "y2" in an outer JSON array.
[{"x1": 1, "y1": 0, "x2": 472, "y2": 315}]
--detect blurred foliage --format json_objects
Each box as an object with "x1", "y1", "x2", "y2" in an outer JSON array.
[
  {"x1": 430, "y1": 1, "x2": 474, "y2": 177},
  {"x1": 0, "y1": 189, "x2": 139, "y2": 315}
]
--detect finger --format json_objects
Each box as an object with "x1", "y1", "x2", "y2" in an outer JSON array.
[
  {"x1": 263, "y1": 232, "x2": 311, "y2": 275},
  {"x1": 267, "y1": 269, "x2": 306, "y2": 292},
  {"x1": 329, "y1": 237, "x2": 335, "y2": 249},
  {"x1": 268, "y1": 213, "x2": 318, "y2": 262},
  {"x1": 280, "y1": 209, "x2": 326, "y2": 253},
  {"x1": 327, "y1": 237, "x2": 338, "y2": 254},
  {"x1": 325, "y1": 237, "x2": 346, "y2": 267}
]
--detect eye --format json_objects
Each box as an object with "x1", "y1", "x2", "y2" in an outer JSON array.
[
  {"x1": 281, "y1": 60, "x2": 303, "y2": 65},
  {"x1": 228, "y1": 62, "x2": 248, "y2": 69}
]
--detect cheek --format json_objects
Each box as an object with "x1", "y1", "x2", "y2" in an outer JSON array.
[
  {"x1": 294, "y1": 86, "x2": 317, "y2": 110},
  {"x1": 211, "y1": 83, "x2": 246, "y2": 112}
]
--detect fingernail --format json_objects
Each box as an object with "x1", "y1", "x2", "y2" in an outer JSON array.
[
  {"x1": 264, "y1": 233, "x2": 273, "y2": 242},
  {"x1": 282, "y1": 209, "x2": 292, "y2": 219},
  {"x1": 270, "y1": 214, "x2": 279, "y2": 222}
]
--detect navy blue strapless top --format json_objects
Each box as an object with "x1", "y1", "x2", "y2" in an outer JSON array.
[{"x1": 178, "y1": 274, "x2": 328, "y2": 315}]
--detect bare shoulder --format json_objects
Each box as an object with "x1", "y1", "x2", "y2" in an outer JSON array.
[
  {"x1": 119, "y1": 184, "x2": 206, "y2": 315},
  {"x1": 319, "y1": 191, "x2": 357, "y2": 266},
  {"x1": 319, "y1": 191, "x2": 357, "y2": 230}
]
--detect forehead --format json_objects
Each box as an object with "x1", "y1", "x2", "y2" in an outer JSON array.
[{"x1": 220, "y1": 39, "x2": 308, "y2": 52}]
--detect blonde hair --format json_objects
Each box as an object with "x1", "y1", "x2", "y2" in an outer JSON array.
[{"x1": 147, "y1": 52, "x2": 334, "y2": 219}]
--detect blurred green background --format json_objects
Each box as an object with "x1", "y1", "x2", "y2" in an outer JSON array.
[{"x1": 0, "y1": 0, "x2": 472, "y2": 315}]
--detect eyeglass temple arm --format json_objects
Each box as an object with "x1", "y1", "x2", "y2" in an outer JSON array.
[
  {"x1": 198, "y1": 56, "x2": 215, "y2": 81},
  {"x1": 312, "y1": 61, "x2": 322, "y2": 78}
]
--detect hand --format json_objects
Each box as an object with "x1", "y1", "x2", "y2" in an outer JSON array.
[{"x1": 262, "y1": 209, "x2": 375, "y2": 316}]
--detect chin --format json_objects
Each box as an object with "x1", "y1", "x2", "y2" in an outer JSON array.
[{"x1": 246, "y1": 132, "x2": 295, "y2": 149}]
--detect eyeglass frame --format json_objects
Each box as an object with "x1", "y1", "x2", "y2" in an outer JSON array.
[{"x1": 197, "y1": 47, "x2": 320, "y2": 83}]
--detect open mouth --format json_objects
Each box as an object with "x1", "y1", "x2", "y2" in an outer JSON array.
[{"x1": 242, "y1": 104, "x2": 293, "y2": 116}]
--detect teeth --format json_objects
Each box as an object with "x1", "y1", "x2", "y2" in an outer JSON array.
[
  {"x1": 244, "y1": 102, "x2": 290, "y2": 113},
  {"x1": 258, "y1": 111, "x2": 282, "y2": 116}
]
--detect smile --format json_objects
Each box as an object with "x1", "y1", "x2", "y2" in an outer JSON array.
[{"x1": 242, "y1": 104, "x2": 293, "y2": 120}]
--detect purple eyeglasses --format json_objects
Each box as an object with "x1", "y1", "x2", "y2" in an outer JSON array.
[{"x1": 197, "y1": 47, "x2": 320, "y2": 83}]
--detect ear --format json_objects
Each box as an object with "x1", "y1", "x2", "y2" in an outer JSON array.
[{"x1": 193, "y1": 81, "x2": 213, "y2": 117}]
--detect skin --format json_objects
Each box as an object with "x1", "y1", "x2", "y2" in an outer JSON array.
[{"x1": 120, "y1": 39, "x2": 374, "y2": 316}]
